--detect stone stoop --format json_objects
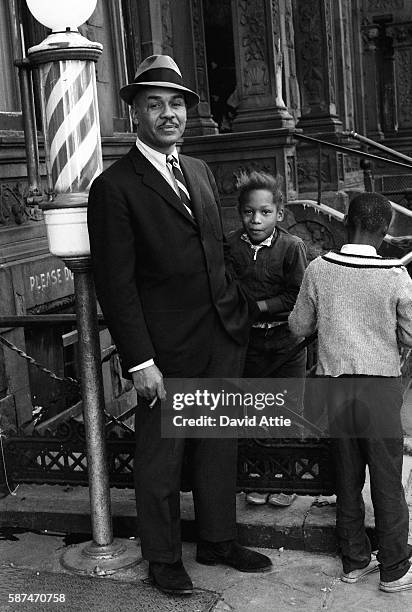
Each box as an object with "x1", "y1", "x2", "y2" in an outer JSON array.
[{"x1": 1, "y1": 455, "x2": 412, "y2": 554}]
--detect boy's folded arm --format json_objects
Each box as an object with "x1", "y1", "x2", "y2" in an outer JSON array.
[
  {"x1": 263, "y1": 292, "x2": 297, "y2": 316},
  {"x1": 396, "y1": 271, "x2": 412, "y2": 347},
  {"x1": 288, "y1": 270, "x2": 317, "y2": 337},
  {"x1": 263, "y1": 241, "x2": 308, "y2": 316}
]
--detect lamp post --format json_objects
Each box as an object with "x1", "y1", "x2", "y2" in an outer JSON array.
[{"x1": 26, "y1": 0, "x2": 140, "y2": 575}]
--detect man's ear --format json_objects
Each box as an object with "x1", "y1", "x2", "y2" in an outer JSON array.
[
  {"x1": 130, "y1": 106, "x2": 139, "y2": 126},
  {"x1": 277, "y1": 207, "x2": 284, "y2": 222}
]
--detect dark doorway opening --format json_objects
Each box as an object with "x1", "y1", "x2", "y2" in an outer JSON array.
[{"x1": 203, "y1": 0, "x2": 237, "y2": 132}]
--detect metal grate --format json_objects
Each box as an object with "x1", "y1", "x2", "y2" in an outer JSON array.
[
  {"x1": 0, "y1": 565, "x2": 219, "y2": 612},
  {"x1": 3, "y1": 421, "x2": 335, "y2": 495}
]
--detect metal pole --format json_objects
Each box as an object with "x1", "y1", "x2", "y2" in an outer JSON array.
[
  {"x1": 295, "y1": 133, "x2": 412, "y2": 170},
  {"x1": 71, "y1": 258, "x2": 112, "y2": 546},
  {"x1": 61, "y1": 256, "x2": 140, "y2": 575},
  {"x1": 14, "y1": 59, "x2": 43, "y2": 201},
  {"x1": 348, "y1": 130, "x2": 412, "y2": 165}
]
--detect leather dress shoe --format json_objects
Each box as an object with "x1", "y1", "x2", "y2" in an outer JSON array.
[
  {"x1": 196, "y1": 540, "x2": 272, "y2": 573},
  {"x1": 149, "y1": 560, "x2": 193, "y2": 595}
]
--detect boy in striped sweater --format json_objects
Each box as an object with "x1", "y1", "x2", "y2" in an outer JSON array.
[{"x1": 289, "y1": 192, "x2": 412, "y2": 592}]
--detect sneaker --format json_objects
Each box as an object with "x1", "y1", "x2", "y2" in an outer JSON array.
[
  {"x1": 380, "y1": 563, "x2": 412, "y2": 592},
  {"x1": 341, "y1": 553, "x2": 379, "y2": 583},
  {"x1": 268, "y1": 493, "x2": 296, "y2": 507},
  {"x1": 246, "y1": 492, "x2": 268, "y2": 505}
]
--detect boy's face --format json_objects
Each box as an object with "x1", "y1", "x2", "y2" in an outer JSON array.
[{"x1": 240, "y1": 189, "x2": 284, "y2": 244}]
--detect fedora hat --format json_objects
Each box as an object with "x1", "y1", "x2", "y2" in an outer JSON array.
[{"x1": 120, "y1": 55, "x2": 200, "y2": 108}]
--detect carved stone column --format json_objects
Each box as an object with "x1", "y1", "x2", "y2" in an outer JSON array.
[
  {"x1": 136, "y1": 0, "x2": 217, "y2": 135},
  {"x1": 333, "y1": 0, "x2": 355, "y2": 132},
  {"x1": 283, "y1": 0, "x2": 301, "y2": 123},
  {"x1": 387, "y1": 22, "x2": 412, "y2": 138},
  {"x1": 230, "y1": 0, "x2": 294, "y2": 132},
  {"x1": 361, "y1": 25, "x2": 384, "y2": 140},
  {"x1": 137, "y1": 0, "x2": 170, "y2": 56},
  {"x1": 171, "y1": 0, "x2": 218, "y2": 135},
  {"x1": 294, "y1": 0, "x2": 342, "y2": 133}
]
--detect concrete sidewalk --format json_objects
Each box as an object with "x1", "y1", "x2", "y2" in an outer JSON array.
[
  {"x1": 1, "y1": 456, "x2": 412, "y2": 611},
  {"x1": 1, "y1": 531, "x2": 412, "y2": 611}
]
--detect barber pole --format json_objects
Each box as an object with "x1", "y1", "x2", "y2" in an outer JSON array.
[
  {"x1": 39, "y1": 59, "x2": 102, "y2": 193},
  {"x1": 28, "y1": 31, "x2": 103, "y2": 194}
]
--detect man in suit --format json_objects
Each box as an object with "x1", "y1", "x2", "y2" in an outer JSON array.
[{"x1": 87, "y1": 55, "x2": 271, "y2": 595}]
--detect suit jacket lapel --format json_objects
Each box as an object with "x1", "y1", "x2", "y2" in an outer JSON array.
[{"x1": 127, "y1": 146, "x2": 197, "y2": 227}]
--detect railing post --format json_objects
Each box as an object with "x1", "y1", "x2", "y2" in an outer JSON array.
[{"x1": 360, "y1": 159, "x2": 374, "y2": 192}]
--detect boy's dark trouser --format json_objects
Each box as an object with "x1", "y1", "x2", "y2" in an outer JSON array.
[
  {"x1": 328, "y1": 376, "x2": 410, "y2": 582},
  {"x1": 134, "y1": 317, "x2": 245, "y2": 563},
  {"x1": 243, "y1": 328, "x2": 306, "y2": 436},
  {"x1": 243, "y1": 327, "x2": 306, "y2": 380}
]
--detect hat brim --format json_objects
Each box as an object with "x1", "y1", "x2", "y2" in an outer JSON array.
[{"x1": 119, "y1": 81, "x2": 200, "y2": 109}]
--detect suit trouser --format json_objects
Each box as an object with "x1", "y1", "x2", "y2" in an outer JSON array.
[
  {"x1": 134, "y1": 317, "x2": 246, "y2": 563},
  {"x1": 328, "y1": 376, "x2": 410, "y2": 582}
]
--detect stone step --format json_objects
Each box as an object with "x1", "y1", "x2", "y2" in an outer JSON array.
[{"x1": 1, "y1": 456, "x2": 412, "y2": 553}]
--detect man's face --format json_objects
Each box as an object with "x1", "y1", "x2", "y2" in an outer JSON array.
[
  {"x1": 131, "y1": 87, "x2": 187, "y2": 153},
  {"x1": 240, "y1": 189, "x2": 284, "y2": 244}
]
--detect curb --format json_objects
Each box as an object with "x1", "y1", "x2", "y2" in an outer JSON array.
[{"x1": 0, "y1": 485, "x2": 340, "y2": 553}]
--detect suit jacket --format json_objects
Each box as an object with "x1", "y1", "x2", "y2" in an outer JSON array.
[{"x1": 87, "y1": 146, "x2": 249, "y2": 378}]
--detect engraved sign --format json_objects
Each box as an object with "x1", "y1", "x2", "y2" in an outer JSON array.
[{"x1": 21, "y1": 257, "x2": 74, "y2": 309}]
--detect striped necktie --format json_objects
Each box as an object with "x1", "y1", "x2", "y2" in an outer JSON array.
[{"x1": 166, "y1": 154, "x2": 193, "y2": 214}]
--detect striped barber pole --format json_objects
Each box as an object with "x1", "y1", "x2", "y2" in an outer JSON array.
[{"x1": 39, "y1": 59, "x2": 102, "y2": 193}]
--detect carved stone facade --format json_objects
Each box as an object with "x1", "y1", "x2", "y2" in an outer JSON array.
[
  {"x1": 334, "y1": 0, "x2": 355, "y2": 131},
  {"x1": 183, "y1": 129, "x2": 297, "y2": 232},
  {"x1": 173, "y1": 0, "x2": 218, "y2": 135},
  {"x1": 230, "y1": 0, "x2": 294, "y2": 131},
  {"x1": 294, "y1": 0, "x2": 342, "y2": 132},
  {"x1": 361, "y1": 25, "x2": 384, "y2": 139},
  {"x1": 283, "y1": 0, "x2": 301, "y2": 122},
  {"x1": 387, "y1": 22, "x2": 412, "y2": 133},
  {"x1": 281, "y1": 202, "x2": 345, "y2": 261},
  {"x1": 0, "y1": 183, "x2": 43, "y2": 227}
]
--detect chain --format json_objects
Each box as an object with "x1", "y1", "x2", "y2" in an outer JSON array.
[
  {"x1": 0, "y1": 334, "x2": 79, "y2": 387},
  {"x1": 0, "y1": 432, "x2": 19, "y2": 496}
]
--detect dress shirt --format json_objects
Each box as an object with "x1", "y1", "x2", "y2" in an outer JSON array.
[
  {"x1": 340, "y1": 244, "x2": 379, "y2": 257},
  {"x1": 240, "y1": 227, "x2": 277, "y2": 261},
  {"x1": 135, "y1": 137, "x2": 179, "y2": 196}
]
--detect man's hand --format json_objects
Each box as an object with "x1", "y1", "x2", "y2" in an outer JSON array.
[{"x1": 131, "y1": 364, "x2": 166, "y2": 406}]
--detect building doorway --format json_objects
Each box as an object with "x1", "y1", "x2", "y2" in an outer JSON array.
[{"x1": 203, "y1": 0, "x2": 237, "y2": 132}]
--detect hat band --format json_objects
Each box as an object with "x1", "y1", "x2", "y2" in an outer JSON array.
[{"x1": 133, "y1": 67, "x2": 184, "y2": 87}]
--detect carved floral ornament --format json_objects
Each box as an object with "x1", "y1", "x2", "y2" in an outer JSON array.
[
  {"x1": 361, "y1": 25, "x2": 380, "y2": 51},
  {"x1": 191, "y1": 0, "x2": 208, "y2": 102},
  {"x1": 386, "y1": 23, "x2": 412, "y2": 44},
  {"x1": 239, "y1": 0, "x2": 266, "y2": 62},
  {"x1": 366, "y1": 0, "x2": 404, "y2": 12},
  {"x1": 0, "y1": 184, "x2": 43, "y2": 226}
]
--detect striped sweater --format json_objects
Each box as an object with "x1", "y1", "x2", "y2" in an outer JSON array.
[{"x1": 288, "y1": 250, "x2": 412, "y2": 376}]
